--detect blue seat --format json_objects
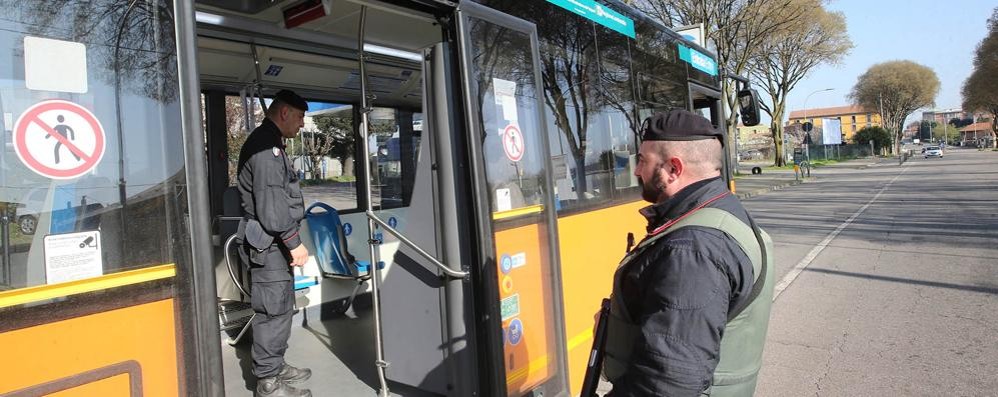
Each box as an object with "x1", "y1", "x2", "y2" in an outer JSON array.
[{"x1": 305, "y1": 202, "x2": 383, "y2": 314}]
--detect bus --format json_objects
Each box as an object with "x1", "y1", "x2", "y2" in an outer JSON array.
[{"x1": 0, "y1": 0, "x2": 758, "y2": 396}]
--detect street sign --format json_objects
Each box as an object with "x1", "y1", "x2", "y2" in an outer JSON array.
[
  {"x1": 802, "y1": 121, "x2": 813, "y2": 132},
  {"x1": 13, "y1": 99, "x2": 105, "y2": 180}
]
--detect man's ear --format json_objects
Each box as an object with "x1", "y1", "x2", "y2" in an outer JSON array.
[{"x1": 667, "y1": 156, "x2": 684, "y2": 181}]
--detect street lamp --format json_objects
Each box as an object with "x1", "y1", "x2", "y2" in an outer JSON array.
[{"x1": 793, "y1": 88, "x2": 834, "y2": 164}]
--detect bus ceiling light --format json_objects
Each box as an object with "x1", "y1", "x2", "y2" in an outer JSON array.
[
  {"x1": 363, "y1": 43, "x2": 422, "y2": 63},
  {"x1": 195, "y1": 11, "x2": 225, "y2": 25}
]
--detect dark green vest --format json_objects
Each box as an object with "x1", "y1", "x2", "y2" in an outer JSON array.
[{"x1": 603, "y1": 208, "x2": 775, "y2": 396}]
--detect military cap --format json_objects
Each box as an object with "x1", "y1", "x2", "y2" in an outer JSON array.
[
  {"x1": 273, "y1": 89, "x2": 309, "y2": 112},
  {"x1": 640, "y1": 109, "x2": 722, "y2": 142}
]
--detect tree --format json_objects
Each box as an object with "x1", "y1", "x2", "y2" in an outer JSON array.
[
  {"x1": 641, "y1": 0, "x2": 809, "y2": 169},
  {"x1": 852, "y1": 126, "x2": 891, "y2": 155},
  {"x1": 849, "y1": 61, "x2": 940, "y2": 155},
  {"x1": 313, "y1": 116, "x2": 356, "y2": 178},
  {"x1": 961, "y1": 7, "x2": 998, "y2": 148},
  {"x1": 747, "y1": 0, "x2": 852, "y2": 166}
]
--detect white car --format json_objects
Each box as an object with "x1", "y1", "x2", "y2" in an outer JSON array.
[
  {"x1": 924, "y1": 146, "x2": 943, "y2": 158},
  {"x1": 14, "y1": 188, "x2": 47, "y2": 235}
]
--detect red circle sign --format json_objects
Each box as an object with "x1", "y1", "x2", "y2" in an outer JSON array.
[
  {"x1": 502, "y1": 124, "x2": 525, "y2": 162},
  {"x1": 13, "y1": 100, "x2": 106, "y2": 180}
]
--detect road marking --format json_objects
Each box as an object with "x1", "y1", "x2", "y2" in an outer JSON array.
[{"x1": 772, "y1": 165, "x2": 909, "y2": 301}]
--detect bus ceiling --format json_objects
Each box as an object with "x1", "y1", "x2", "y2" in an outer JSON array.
[{"x1": 193, "y1": 0, "x2": 445, "y2": 106}]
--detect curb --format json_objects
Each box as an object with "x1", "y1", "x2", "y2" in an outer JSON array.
[{"x1": 735, "y1": 177, "x2": 813, "y2": 200}]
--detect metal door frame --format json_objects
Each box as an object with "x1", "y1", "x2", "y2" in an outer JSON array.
[{"x1": 454, "y1": 2, "x2": 570, "y2": 396}]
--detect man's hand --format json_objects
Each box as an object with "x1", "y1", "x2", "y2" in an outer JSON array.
[{"x1": 289, "y1": 244, "x2": 309, "y2": 267}]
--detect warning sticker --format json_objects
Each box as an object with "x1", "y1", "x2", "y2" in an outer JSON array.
[
  {"x1": 13, "y1": 100, "x2": 105, "y2": 180},
  {"x1": 44, "y1": 230, "x2": 103, "y2": 284},
  {"x1": 501, "y1": 293, "x2": 520, "y2": 321},
  {"x1": 502, "y1": 124, "x2": 524, "y2": 162}
]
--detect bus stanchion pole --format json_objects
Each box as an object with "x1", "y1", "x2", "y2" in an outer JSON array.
[{"x1": 357, "y1": 6, "x2": 390, "y2": 397}]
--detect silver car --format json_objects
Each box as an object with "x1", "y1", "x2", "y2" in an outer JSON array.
[{"x1": 924, "y1": 146, "x2": 943, "y2": 158}]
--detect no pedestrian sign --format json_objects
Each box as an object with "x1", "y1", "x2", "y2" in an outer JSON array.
[
  {"x1": 13, "y1": 99, "x2": 106, "y2": 180},
  {"x1": 502, "y1": 124, "x2": 525, "y2": 162}
]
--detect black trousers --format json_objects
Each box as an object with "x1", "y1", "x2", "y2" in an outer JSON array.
[
  {"x1": 250, "y1": 278, "x2": 294, "y2": 378},
  {"x1": 240, "y1": 243, "x2": 295, "y2": 379}
]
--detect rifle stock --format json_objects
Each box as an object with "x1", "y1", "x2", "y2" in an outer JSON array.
[{"x1": 580, "y1": 298, "x2": 612, "y2": 397}]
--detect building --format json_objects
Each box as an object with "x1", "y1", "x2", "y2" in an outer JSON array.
[
  {"x1": 958, "y1": 122, "x2": 995, "y2": 146},
  {"x1": 922, "y1": 108, "x2": 984, "y2": 125},
  {"x1": 787, "y1": 105, "x2": 882, "y2": 142},
  {"x1": 736, "y1": 124, "x2": 774, "y2": 159}
]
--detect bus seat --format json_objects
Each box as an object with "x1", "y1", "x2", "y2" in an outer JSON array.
[
  {"x1": 305, "y1": 202, "x2": 383, "y2": 314},
  {"x1": 213, "y1": 186, "x2": 243, "y2": 246},
  {"x1": 305, "y1": 202, "x2": 385, "y2": 277}
]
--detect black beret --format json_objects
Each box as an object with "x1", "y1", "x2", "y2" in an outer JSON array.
[
  {"x1": 640, "y1": 109, "x2": 722, "y2": 142},
  {"x1": 273, "y1": 89, "x2": 308, "y2": 112}
]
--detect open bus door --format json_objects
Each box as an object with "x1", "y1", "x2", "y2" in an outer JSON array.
[{"x1": 451, "y1": 2, "x2": 571, "y2": 396}]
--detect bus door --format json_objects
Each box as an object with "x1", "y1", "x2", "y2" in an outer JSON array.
[{"x1": 453, "y1": 2, "x2": 570, "y2": 396}]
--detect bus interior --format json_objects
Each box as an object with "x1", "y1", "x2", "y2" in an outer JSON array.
[{"x1": 196, "y1": 1, "x2": 461, "y2": 396}]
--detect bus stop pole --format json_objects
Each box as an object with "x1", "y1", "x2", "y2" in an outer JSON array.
[{"x1": 357, "y1": 7, "x2": 391, "y2": 397}]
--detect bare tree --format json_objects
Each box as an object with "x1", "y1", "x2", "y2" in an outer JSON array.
[
  {"x1": 850, "y1": 61, "x2": 940, "y2": 155},
  {"x1": 640, "y1": 0, "x2": 808, "y2": 167},
  {"x1": 962, "y1": 7, "x2": 998, "y2": 148},
  {"x1": 747, "y1": 0, "x2": 852, "y2": 166}
]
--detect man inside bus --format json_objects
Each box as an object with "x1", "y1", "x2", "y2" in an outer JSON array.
[
  {"x1": 602, "y1": 109, "x2": 773, "y2": 396},
  {"x1": 237, "y1": 89, "x2": 312, "y2": 397}
]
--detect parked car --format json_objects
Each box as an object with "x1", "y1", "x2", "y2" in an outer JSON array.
[
  {"x1": 14, "y1": 188, "x2": 47, "y2": 235},
  {"x1": 924, "y1": 146, "x2": 943, "y2": 158}
]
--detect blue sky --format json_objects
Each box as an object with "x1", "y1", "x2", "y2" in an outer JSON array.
[{"x1": 783, "y1": 0, "x2": 995, "y2": 125}]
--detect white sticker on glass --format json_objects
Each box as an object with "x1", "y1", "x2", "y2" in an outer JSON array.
[{"x1": 24, "y1": 36, "x2": 88, "y2": 94}]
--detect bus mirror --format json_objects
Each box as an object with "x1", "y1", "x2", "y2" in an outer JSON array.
[{"x1": 737, "y1": 89, "x2": 761, "y2": 127}]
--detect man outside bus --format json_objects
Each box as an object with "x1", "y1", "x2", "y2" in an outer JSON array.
[
  {"x1": 602, "y1": 109, "x2": 775, "y2": 396},
  {"x1": 237, "y1": 89, "x2": 312, "y2": 397}
]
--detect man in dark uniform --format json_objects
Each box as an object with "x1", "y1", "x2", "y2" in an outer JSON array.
[
  {"x1": 237, "y1": 90, "x2": 312, "y2": 397},
  {"x1": 603, "y1": 109, "x2": 774, "y2": 396}
]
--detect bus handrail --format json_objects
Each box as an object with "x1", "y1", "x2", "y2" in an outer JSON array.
[{"x1": 365, "y1": 210, "x2": 469, "y2": 279}]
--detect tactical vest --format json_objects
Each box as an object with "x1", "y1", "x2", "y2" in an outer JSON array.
[{"x1": 603, "y1": 208, "x2": 776, "y2": 397}]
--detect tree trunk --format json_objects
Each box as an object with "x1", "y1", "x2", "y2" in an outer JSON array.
[
  {"x1": 342, "y1": 155, "x2": 354, "y2": 178},
  {"x1": 573, "y1": 153, "x2": 588, "y2": 200},
  {"x1": 772, "y1": 121, "x2": 785, "y2": 167}
]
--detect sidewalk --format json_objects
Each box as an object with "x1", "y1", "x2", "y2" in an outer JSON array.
[{"x1": 732, "y1": 157, "x2": 881, "y2": 199}]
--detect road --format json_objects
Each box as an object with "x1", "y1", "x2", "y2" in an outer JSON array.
[{"x1": 747, "y1": 148, "x2": 998, "y2": 396}]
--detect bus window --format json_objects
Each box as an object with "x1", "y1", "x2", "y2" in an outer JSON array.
[
  {"x1": 223, "y1": 94, "x2": 264, "y2": 186},
  {"x1": 0, "y1": 0, "x2": 190, "y2": 289},
  {"x1": 367, "y1": 107, "x2": 420, "y2": 210},
  {"x1": 299, "y1": 101, "x2": 358, "y2": 212}
]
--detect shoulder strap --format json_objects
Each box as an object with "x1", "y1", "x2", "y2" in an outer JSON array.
[{"x1": 665, "y1": 208, "x2": 769, "y2": 321}]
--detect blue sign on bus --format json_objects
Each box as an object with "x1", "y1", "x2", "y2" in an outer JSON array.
[
  {"x1": 546, "y1": 0, "x2": 635, "y2": 39},
  {"x1": 677, "y1": 44, "x2": 718, "y2": 76}
]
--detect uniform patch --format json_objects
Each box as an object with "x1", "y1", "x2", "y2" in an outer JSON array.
[{"x1": 273, "y1": 147, "x2": 280, "y2": 157}]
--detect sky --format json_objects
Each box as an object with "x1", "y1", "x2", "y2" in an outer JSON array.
[{"x1": 782, "y1": 0, "x2": 995, "y2": 126}]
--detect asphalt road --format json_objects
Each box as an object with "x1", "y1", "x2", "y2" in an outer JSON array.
[{"x1": 746, "y1": 148, "x2": 998, "y2": 396}]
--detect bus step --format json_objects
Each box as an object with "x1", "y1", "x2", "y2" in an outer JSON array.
[{"x1": 218, "y1": 300, "x2": 254, "y2": 331}]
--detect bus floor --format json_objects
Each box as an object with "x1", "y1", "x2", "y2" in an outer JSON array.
[{"x1": 220, "y1": 300, "x2": 437, "y2": 397}]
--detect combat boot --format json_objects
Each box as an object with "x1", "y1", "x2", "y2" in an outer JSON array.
[
  {"x1": 276, "y1": 362, "x2": 311, "y2": 383},
  {"x1": 255, "y1": 377, "x2": 311, "y2": 397}
]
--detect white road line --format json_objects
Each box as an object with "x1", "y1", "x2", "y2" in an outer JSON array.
[{"x1": 772, "y1": 165, "x2": 910, "y2": 301}]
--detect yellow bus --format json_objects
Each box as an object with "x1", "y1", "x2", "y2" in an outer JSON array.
[{"x1": 0, "y1": 0, "x2": 756, "y2": 395}]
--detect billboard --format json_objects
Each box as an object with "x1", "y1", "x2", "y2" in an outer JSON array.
[{"x1": 822, "y1": 118, "x2": 842, "y2": 145}]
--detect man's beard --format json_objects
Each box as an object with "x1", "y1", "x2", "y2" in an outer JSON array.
[{"x1": 638, "y1": 171, "x2": 666, "y2": 203}]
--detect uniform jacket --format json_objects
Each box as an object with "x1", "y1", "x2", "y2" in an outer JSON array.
[
  {"x1": 237, "y1": 118, "x2": 305, "y2": 282},
  {"x1": 607, "y1": 176, "x2": 754, "y2": 397}
]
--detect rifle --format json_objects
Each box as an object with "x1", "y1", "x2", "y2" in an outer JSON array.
[{"x1": 580, "y1": 298, "x2": 611, "y2": 397}]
